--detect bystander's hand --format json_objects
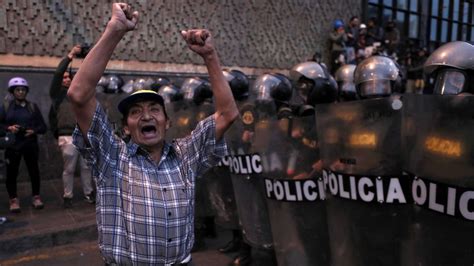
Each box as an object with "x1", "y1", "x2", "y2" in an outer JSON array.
[
  {"x1": 25, "y1": 129, "x2": 35, "y2": 137},
  {"x1": 7, "y1": 125, "x2": 20, "y2": 134},
  {"x1": 68, "y1": 45, "x2": 82, "y2": 60}
]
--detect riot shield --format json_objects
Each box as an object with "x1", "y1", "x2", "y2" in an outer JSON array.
[
  {"x1": 96, "y1": 92, "x2": 127, "y2": 138},
  {"x1": 264, "y1": 114, "x2": 330, "y2": 266},
  {"x1": 226, "y1": 101, "x2": 274, "y2": 249},
  {"x1": 316, "y1": 96, "x2": 410, "y2": 266},
  {"x1": 165, "y1": 100, "x2": 196, "y2": 140},
  {"x1": 206, "y1": 101, "x2": 250, "y2": 230},
  {"x1": 402, "y1": 94, "x2": 474, "y2": 265}
]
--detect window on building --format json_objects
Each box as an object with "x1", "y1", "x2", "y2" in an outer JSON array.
[
  {"x1": 367, "y1": 0, "x2": 421, "y2": 50},
  {"x1": 367, "y1": 0, "x2": 474, "y2": 51},
  {"x1": 428, "y1": 0, "x2": 474, "y2": 48}
]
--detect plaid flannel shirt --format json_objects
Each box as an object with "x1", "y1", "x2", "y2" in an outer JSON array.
[{"x1": 73, "y1": 103, "x2": 227, "y2": 265}]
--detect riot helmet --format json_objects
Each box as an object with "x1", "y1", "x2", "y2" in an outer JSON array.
[
  {"x1": 252, "y1": 73, "x2": 292, "y2": 103},
  {"x1": 181, "y1": 77, "x2": 212, "y2": 105},
  {"x1": 423, "y1": 41, "x2": 474, "y2": 95},
  {"x1": 8, "y1": 77, "x2": 29, "y2": 93},
  {"x1": 132, "y1": 78, "x2": 148, "y2": 92},
  {"x1": 335, "y1": 64, "x2": 357, "y2": 101},
  {"x1": 96, "y1": 75, "x2": 109, "y2": 93},
  {"x1": 121, "y1": 79, "x2": 135, "y2": 94},
  {"x1": 158, "y1": 84, "x2": 182, "y2": 103},
  {"x1": 222, "y1": 69, "x2": 249, "y2": 101},
  {"x1": 354, "y1": 55, "x2": 402, "y2": 98},
  {"x1": 150, "y1": 76, "x2": 171, "y2": 92},
  {"x1": 289, "y1": 61, "x2": 338, "y2": 115},
  {"x1": 105, "y1": 74, "x2": 123, "y2": 93},
  {"x1": 251, "y1": 73, "x2": 293, "y2": 118}
]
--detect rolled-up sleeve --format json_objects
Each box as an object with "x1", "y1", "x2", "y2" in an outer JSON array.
[{"x1": 72, "y1": 103, "x2": 124, "y2": 183}]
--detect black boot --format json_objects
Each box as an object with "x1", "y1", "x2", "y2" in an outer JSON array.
[
  {"x1": 219, "y1": 229, "x2": 241, "y2": 253},
  {"x1": 203, "y1": 216, "x2": 217, "y2": 238}
]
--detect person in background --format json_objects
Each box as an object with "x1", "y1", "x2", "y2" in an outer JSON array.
[
  {"x1": 366, "y1": 17, "x2": 384, "y2": 47},
  {"x1": 345, "y1": 16, "x2": 360, "y2": 64},
  {"x1": 383, "y1": 20, "x2": 400, "y2": 57},
  {"x1": 406, "y1": 47, "x2": 428, "y2": 94},
  {"x1": 0, "y1": 77, "x2": 47, "y2": 212},
  {"x1": 49, "y1": 45, "x2": 95, "y2": 208},
  {"x1": 329, "y1": 19, "x2": 347, "y2": 74}
]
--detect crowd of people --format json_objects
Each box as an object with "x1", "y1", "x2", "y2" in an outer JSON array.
[{"x1": 328, "y1": 16, "x2": 431, "y2": 94}]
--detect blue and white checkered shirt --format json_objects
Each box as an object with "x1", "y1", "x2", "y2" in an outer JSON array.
[{"x1": 73, "y1": 103, "x2": 227, "y2": 265}]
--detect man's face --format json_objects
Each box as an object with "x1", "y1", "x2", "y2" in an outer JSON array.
[
  {"x1": 123, "y1": 100, "x2": 169, "y2": 150},
  {"x1": 13, "y1": 86, "x2": 28, "y2": 101},
  {"x1": 62, "y1": 72, "x2": 72, "y2": 88}
]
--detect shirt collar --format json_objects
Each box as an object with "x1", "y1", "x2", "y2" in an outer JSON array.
[{"x1": 126, "y1": 139, "x2": 174, "y2": 161}]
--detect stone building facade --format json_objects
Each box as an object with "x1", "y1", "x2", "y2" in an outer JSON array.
[{"x1": 0, "y1": 0, "x2": 361, "y2": 180}]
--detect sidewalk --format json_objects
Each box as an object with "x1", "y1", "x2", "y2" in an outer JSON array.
[
  {"x1": 0, "y1": 178, "x2": 236, "y2": 265},
  {"x1": 0, "y1": 178, "x2": 97, "y2": 260}
]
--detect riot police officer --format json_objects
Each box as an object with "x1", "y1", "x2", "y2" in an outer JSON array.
[
  {"x1": 334, "y1": 64, "x2": 357, "y2": 101},
  {"x1": 423, "y1": 41, "x2": 474, "y2": 95},
  {"x1": 354, "y1": 55, "x2": 402, "y2": 98},
  {"x1": 289, "y1": 61, "x2": 338, "y2": 115}
]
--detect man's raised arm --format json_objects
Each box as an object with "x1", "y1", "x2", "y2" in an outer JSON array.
[
  {"x1": 67, "y1": 3, "x2": 138, "y2": 137},
  {"x1": 181, "y1": 30, "x2": 239, "y2": 141}
]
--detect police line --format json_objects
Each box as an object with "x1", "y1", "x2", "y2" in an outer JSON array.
[{"x1": 219, "y1": 153, "x2": 474, "y2": 221}]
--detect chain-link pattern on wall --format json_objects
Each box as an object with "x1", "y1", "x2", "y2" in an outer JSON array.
[{"x1": 0, "y1": 0, "x2": 360, "y2": 69}]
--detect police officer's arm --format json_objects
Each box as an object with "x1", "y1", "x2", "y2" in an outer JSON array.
[
  {"x1": 67, "y1": 3, "x2": 138, "y2": 137},
  {"x1": 181, "y1": 29, "x2": 239, "y2": 140}
]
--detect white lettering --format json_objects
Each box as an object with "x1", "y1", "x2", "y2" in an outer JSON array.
[
  {"x1": 318, "y1": 179, "x2": 326, "y2": 200},
  {"x1": 274, "y1": 181, "x2": 284, "y2": 200},
  {"x1": 295, "y1": 180, "x2": 303, "y2": 201},
  {"x1": 412, "y1": 178, "x2": 427, "y2": 205},
  {"x1": 376, "y1": 177, "x2": 384, "y2": 202},
  {"x1": 358, "y1": 177, "x2": 374, "y2": 202},
  {"x1": 238, "y1": 157, "x2": 248, "y2": 174},
  {"x1": 303, "y1": 180, "x2": 318, "y2": 201},
  {"x1": 252, "y1": 155, "x2": 262, "y2": 173},
  {"x1": 386, "y1": 178, "x2": 406, "y2": 203},
  {"x1": 459, "y1": 191, "x2": 474, "y2": 221},
  {"x1": 284, "y1": 182, "x2": 296, "y2": 201},
  {"x1": 446, "y1": 187, "x2": 456, "y2": 216},
  {"x1": 338, "y1": 174, "x2": 350, "y2": 199},
  {"x1": 329, "y1": 172, "x2": 338, "y2": 195},
  {"x1": 349, "y1": 176, "x2": 357, "y2": 200},
  {"x1": 428, "y1": 183, "x2": 444, "y2": 213},
  {"x1": 265, "y1": 179, "x2": 273, "y2": 198}
]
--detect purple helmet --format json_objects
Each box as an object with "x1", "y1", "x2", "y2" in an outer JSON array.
[{"x1": 8, "y1": 77, "x2": 29, "y2": 93}]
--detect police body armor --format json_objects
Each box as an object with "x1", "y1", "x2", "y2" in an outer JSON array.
[
  {"x1": 316, "y1": 96, "x2": 409, "y2": 266},
  {"x1": 402, "y1": 94, "x2": 474, "y2": 265},
  {"x1": 264, "y1": 113, "x2": 330, "y2": 266}
]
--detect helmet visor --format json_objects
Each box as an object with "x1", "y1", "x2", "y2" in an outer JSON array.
[
  {"x1": 358, "y1": 80, "x2": 391, "y2": 98},
  {"x1": 433, "y1": 70, "x2": 466, "y2": 95}
]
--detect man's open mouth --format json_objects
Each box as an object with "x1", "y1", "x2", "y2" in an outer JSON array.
[{"x1": 141, "y1": 125, "x2": 157, "y2": 137}]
